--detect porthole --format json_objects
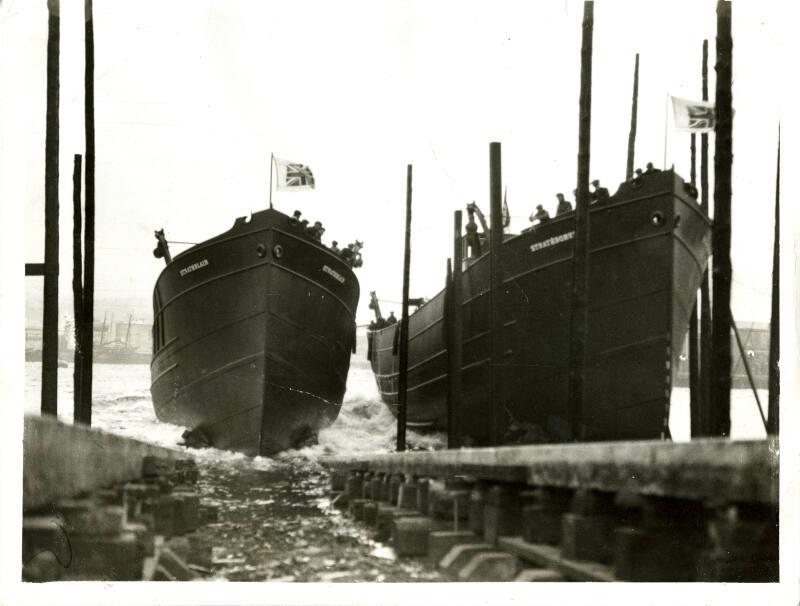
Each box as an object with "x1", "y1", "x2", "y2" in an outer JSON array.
[
  {"x1": 273, "y1": 244, "x2": 284, "y2": 259},
  {"x1": 256, "y1": 244, "x2": 267, "y2": 258},
  {"x1": 650, "y1": 211, "x2": 665, "y2": 227}
]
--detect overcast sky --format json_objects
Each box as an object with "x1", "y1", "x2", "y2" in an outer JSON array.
[{"x1": 4, "y1": 0, "x2": 792, "y2": 328}]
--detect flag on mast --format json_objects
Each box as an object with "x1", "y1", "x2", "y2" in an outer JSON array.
[
  {"x1": 273, "y1": 157, "x2": 316, "y2": 191},
  {"x1": 671, "y1": 96, "x2": 715, "y2": 132}
]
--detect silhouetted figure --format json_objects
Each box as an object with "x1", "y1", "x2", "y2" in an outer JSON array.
[
  {"x1": 530, "y1": 204, "x2": 550, "y2": 225},
  {"x1": 556, "y1": 193, "x2": 573, "y2": 216},
  {"x1": 340, "y1": 243, "x2": 354, "y2": 265},
  {"x1": 300, "y1": 219, "x2": 309, "y2": 232},
  {"x1": 386, "y1": 312, "x2": 397, "y2": 324},
  {"x1": 330, "y1": 240, "x2": 340, "y2": 254},
  {"x1": 645, "y1": 162, "x2": 661, "y2": 174},
  {"x1": 465, "y1": 208, "x2": 482, "y2": 257},
  {"x1": 591, "y1": 179, "x2": 610, "y2": 203},
  {"x1": 293, "y1": 210, "x2": 302, "y2": 220},
  {"x1": 310, "y1": 221, "x2": 324, "y2": 241}
]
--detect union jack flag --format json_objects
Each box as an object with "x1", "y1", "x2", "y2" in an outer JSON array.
[
  {"x1": 672, "y1": 96, "x2": 716, "y2": 133},
  {"x1": 274, "y1": 157, "x2": 316, "y2": 191},
  {"x1": 286, "y1": 163, "x2": 315, "y2": 188}
]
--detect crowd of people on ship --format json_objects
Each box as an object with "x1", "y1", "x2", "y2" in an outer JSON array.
[
  {"x1": 290, "y1": 210, "x2": 363, "y2": 268},
  {"x1": 368, "y1": 311, "x2": 397, "y2": 330},
  {"x1": 527, "y1": 162, "x2": 662, "y2": 227}
]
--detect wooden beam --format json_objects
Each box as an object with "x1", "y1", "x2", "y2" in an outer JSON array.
[
  {"x1": 489, "y1": 142, "x2": 504, "y2": 444},
  {"x1": 396, "y1": 164, "x2": 413, "y2": 452},
  {"x1": 710, "y1": 0, "x2": 733, "y2": 437}
]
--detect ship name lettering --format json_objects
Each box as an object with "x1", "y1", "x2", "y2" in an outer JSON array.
[
  {"x1": 179, "y1": 259, "x2": 209, "y2": 276},
  {"x1": 530, "y1": 231, "x2": 575, "y2": 252},
  {"x1": 322, "y1": 265, "x2": 345, "y2": 284}
]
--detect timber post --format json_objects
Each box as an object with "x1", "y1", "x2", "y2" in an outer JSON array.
[
  {"x1": 397, "y1": 164, "x2": 413, "y2": 452},
  {"x1": 488, "y1": 142, "x2": 504, "y2": 445}
]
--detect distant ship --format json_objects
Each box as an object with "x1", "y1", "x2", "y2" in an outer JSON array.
[
  {"x1": 368, "y1": 169, "x2": 711, "y2": 445},
  {"x1": 150, "y1": 208, "x2": 360, "y2": 455}
]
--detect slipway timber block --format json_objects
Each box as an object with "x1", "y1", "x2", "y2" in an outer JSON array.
[
  {"x1": 369, "y1": 474, "x2": 385, "y2": 500},
  {"x1": 561, "y1": 513, "x2": 615, "y2": 564},
  {"x1": 427, "y1": 530, "x2": 482, "y2": 567},
  {"x1": 348, "y1": 498, "x2": 369, "y2": 521},
  {"x1": 153, "y1": 546, "x2": 198, "y2": 581},
  {"x1": 64, "y1": 531, "x2": 144, "y2": 580},
  {"x1": 360, "y1": 472, "x2": 373, "y2": 498},
  {"x1": 381, "y1": 474, "x2": 392, "y2": 501},
  {"x1": 345, "y1": 473, "x2": 363, "y2": 501},
  {"x1": 329, "y1": 469, "x2": 348, "y2": 492},
  {"x1": 389, "y1": 474, "x2": 405, "y2": 505},
  {"x1": 522, "y1": 487, "x2": 573, "y2": 545},
  {"x1": 23, "y1": 415, "x2": 183, "y2": 512},
  {"x1": 457, "y1": 552, "x2": 520, "y2": 582},
  {"x1": 397, "y1": 481, "x2": 418, "y2": 509},
  {"x1": 363, "y1": 502, "x2": 379, "y2": 526},
  {"x1": 468, "y1": 485, "x2": 486, "y2": 535},
  {"x1": 392, "y1": 517, "x2": 435, "y2": 557},
  {"x1": 374, "y1": 505, "x2": 419, "y2": 542},
  {"x1": 483, "y1": 485, "x2": 523, "y2": 545},
  {"x1": 429, "y1": 489, "x2": 470, "y2": 523},
  {"x1": 58, "y1": 503, "x2": 125, "y2": 535},
  {"x1": 416, "y1": 478, "x2": 430, "y2": 513}
]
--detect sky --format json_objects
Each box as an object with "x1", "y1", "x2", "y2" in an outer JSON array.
[{"x1": 3, "y1": 0, "x2": 793, "y2": 330}]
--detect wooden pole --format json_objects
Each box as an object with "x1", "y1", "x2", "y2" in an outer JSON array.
[
  {"x1": 41, "y1": 0, "x2": 61, "y2": 417},
  {"x1": 447, "y1": 210, "x2": 464, "y2": 449},
  {"x1": 710, "y1": 0, "x2": 733, "y2": 437},
  {"x1": 72, "y1": 154, "x2": 84, "y2": 423},
  {"x1": 625, "y1": 53, "x2": 639, "y2": 181},
  {"x1": 80, "y1": 0, "x2": 96, "y2": 426},
  {"x1": 689, "y1": 130, "x2": 700, "y2": 436},
  {"x1": 567, "y1": 0, "x2": 594, "y2": 441},
  {"x1": 767, "y1": 129, "x2": 780, "y2": 435},
  {"x1": 699, "y1": 38, "x2": 712, "y2": 435},
  {"x1": 396, "y1": 164, "x2": 413, "y2": 452},
  {"x1": 489, "y1": 142, "x2": 504, "y2": 445}
]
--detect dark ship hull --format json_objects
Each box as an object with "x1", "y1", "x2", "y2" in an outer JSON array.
[
  {"x1": 151, "y1": 208, "x2": 359, "y2": 455},
  {"x1": 368, "y1": 170, "x2": 711, "y2": 444}
]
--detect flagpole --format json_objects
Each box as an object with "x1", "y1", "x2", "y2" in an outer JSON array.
[{"x1": 269, "y1": 153, "x2": 274, "y2": 209}]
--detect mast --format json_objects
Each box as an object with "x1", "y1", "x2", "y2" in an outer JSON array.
[
  {"x1": 567, "y1": 0, "x2": 594, "y2": 441},
  {"x1": 489, "y1": 142, "x2": 503, "y2": 444},
  {"x1": 396, "y1": 164, "x2": 413, "y2": 452},
  {"x1": 79, "y1": 0, "x2": 96, "y2": 426},
  {"x1": 699, "y1": 38, "x2": 712, "y2": 436},
  {"x1": 625, "y1": 53, "x2": 639, "y2": 181},
  {"x1": 710, "y1": 0, "x2": 733, "y2": 437},
  {"x1": 72, "y1": 154, "x2": 84, "y2": 422},
  {"x1": 41, "y1": 0, "x2": 61, "y2": 417},
  {"x1": 767, "y1": 130, "x2": 780, "y2": 435}
]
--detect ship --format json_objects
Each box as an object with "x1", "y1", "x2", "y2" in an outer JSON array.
[
  {"x1": 150, "y1": 208, "x2": 360, "y2": 455},
  {"x1": 367, "y1": 169, "x2": 711, "y2": 445}
]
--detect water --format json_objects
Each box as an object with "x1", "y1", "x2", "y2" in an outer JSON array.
[{"x1": 24, "y1": 355, "x2": 767, "y2": 582}]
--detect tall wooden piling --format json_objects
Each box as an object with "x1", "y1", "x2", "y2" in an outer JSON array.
[
  {"x1": 41, "y1": 0, "x2": 61, "y2": 417},
  {"x1": 79, "y1": 0, "x2": 97, "y2": 426},
  {"x1": 699, "y1": 39, "x2": 712, "y2": 436},
  {"x1": 767, "y1": 131, "x2": 780, "y2": 435},
  {"x1": 689, "y1": 126, "x2": 700, "y2": 435},
  {"x1": 447, "y1": 211, "x2": 464, "y2": 448},
  {"x1": 625, "y1": 53, "x2": 639, "y2": 181},
  {"x1": 72, "y1": 155, "x2": 84, "y2": 422},
  {"x1": 710, "y1": 0, "x2": 733, "y2": 437},
  {"x1": 567, "y1": 0, "x2": 594, "y2": 441},
  {"x1": 396, "y1": 164, "x2": 413, "y2": 452},
  {"x1": 488, "y1": 142, "x2": 504, "y2": 445}
]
